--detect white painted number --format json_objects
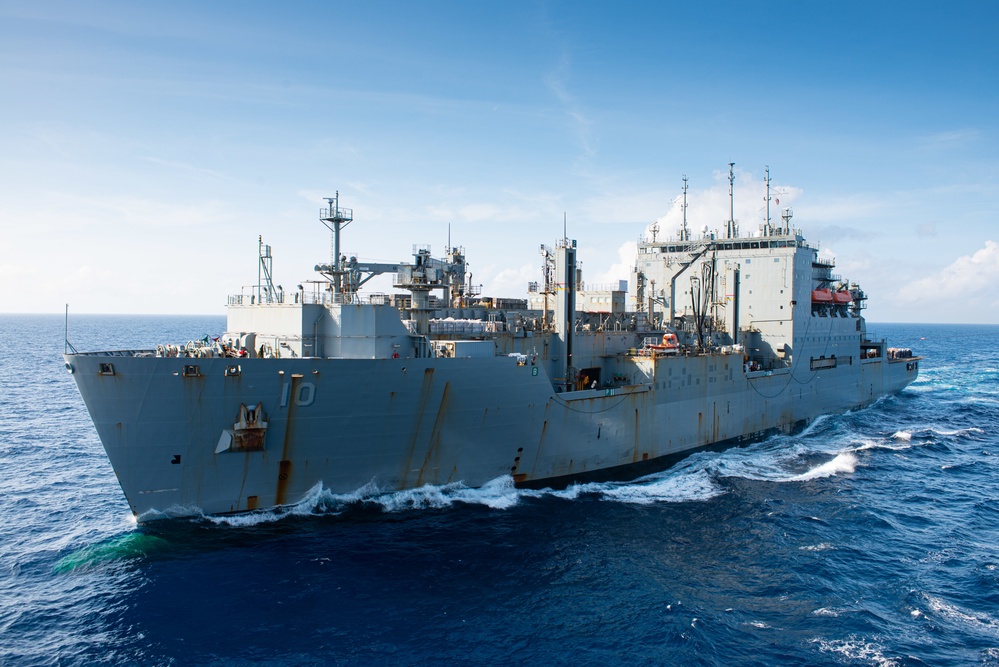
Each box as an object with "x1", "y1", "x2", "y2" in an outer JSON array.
[
  {"x1": 297, "y1": 383, "x2": 315, "y2": 406},
  {"x1": 280, "y1": 382, "x2": 316, "y2": 407}
]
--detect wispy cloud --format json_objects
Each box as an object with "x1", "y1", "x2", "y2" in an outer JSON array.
[
  {"x1": 916, "y1": 129, "x2": 982, "y2": 151},
  {"x1": 143, "y1": 156, "x2": 236, "y2": 181},
  {"x1": 81, "y1": 194, "x2": 235, "y2": 229},
  {"x1": 916, "y1": 222, "x2": 938, "y2": 237},
  {"x1": 543, "y1": 48, "x2": 595, "y2": 159},
  {"x1": 797, "y1": 193, "x2": 892, "y2": 224},
  {"x1": 808, "y1": 224, "x2": 879, "y2": 243}
]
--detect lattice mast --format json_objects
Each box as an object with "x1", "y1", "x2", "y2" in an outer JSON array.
[{"x1": 319, "y1": 191, "x2": 354, "y2": 298}]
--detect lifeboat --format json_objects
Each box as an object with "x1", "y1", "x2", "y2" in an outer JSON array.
[
  {"x1": 648, "y1": 332, "x2": 680, "y2": 353},
  {"x1": 811, "y1": 289, "x2": 833, "y2": 303},
  {"x1": 833, "y1": 291, "x2": 853, "y2": 304}
]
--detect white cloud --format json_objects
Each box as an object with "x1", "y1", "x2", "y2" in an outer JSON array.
[
  {"x1": 897, "y1": 240, "x2": 999, "y2": 319},
  {"x1": 825, "y1": 247, "x2": 875, "y2": 278},
  {"x1": 479, "y1": 263, "x2": 537, "y2": 299},
  {"x1": 587, "y1": 241, "x2": 635, "y2": 290},
  {"x1": 1, "y1": 190, "x2": 256, "y2": 313}
]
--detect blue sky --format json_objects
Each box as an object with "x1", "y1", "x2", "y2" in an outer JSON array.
[{"x1": 3, "y1": 1, "x2": 998, "y2": 322}]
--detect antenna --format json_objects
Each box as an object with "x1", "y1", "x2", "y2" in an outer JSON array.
[
  {"x1": 681, "y1": 175, "x2": 689, "y2": 241},
  {"x1": 727, "y1": 162, "x2": 736, "y2": 239},
  {"x1": 782, "y1": 206, "x2": 794, "y2": 234},
  {"x1": 765, "y1": 165, "x2": 772, "y2": 234}
]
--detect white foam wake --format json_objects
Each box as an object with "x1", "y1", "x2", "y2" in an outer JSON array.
[
  {"x1": 851, "y1": 437, "x2": 914, "y2": 453},
  {"x1": 370, "y1": 476, "x2": 522, "y2": 512},
  {"x1": 788, "y1": 452, "x2": 857, "y2": 481},
  {"x1": 706, "y1": 440, "x2": 859, "y2": 484},
  {"x1": 199, "y1": 428, "x2": 869, "y2": 527},
  {"x1": 201, "y1": 466, "x2": 727, "y2": 526},
  {"x1": 202, "y1": 478, "x2": 524, "y2": 526},
  {"x1": 205, "y1": 482, "x2": 339, "y2": 526},
  {"x1": 560, "y1": 467, "x2": 723, "y2": 505}
]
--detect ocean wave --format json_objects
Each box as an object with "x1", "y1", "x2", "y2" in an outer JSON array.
[
  {"x1": 811, "y1": 607, "x2": 840, "y2": 617},
  {"x1": 931, "y1": 426, "x2": 986, "y2": 438},
  {"x1": 923, "y1": 594, "x2": 999, "y2": 637},
  {"x1": 798, "y1": 413, "x2": 833, "y2": 437},
  {"x1": 576, "y1": 433, "x2": 863, "y2": 491},
  {"x1": 850, "y1": 425, "x2": 987, "y2": 454},
  {"x1": 811, "y1": 636, "x2": 901, "y2": 667},
  {"x1": 962, "y1": 396, "x2": 999, "y2": 407},
  {"x1": 706, "y1": 441, "x2": 859, "y2": 484},
  {"x1": 851, "y1": 437, "x2": 915, "y2": 453},
  {"x1": 788, "y1": 452, "x2": 857, "y2": 481},
  {"x1": 562, "y1": 468, "x2": 723, "y2": 505}
]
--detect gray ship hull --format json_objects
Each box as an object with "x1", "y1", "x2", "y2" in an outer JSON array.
[{"x1": 65, "y1": 348, "x2": 918, "y2": 520}]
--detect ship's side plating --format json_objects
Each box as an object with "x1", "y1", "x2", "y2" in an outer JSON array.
[{"x1": 65, "y1": 336, "x2": 916, "y2": 519}]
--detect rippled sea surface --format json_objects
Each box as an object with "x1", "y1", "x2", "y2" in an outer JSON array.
[{"x1": 2, "y1": 315, "x2": 997, "y2": 666}]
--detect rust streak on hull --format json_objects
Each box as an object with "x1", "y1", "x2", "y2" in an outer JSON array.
[{"x1": 275, "y1": 374, "x2": 301, "y2": 506}]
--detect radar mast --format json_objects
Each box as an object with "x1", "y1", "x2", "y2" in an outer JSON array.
[{"x1": 319, "y1": 192, "x2": 354, "y2": 299}]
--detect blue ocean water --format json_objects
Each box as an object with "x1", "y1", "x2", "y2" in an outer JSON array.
[{"x1": 2, "y1": 315, "x2": 998, "y2": 666}]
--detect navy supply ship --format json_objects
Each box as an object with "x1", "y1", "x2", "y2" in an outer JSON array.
[{"x1": 64, "y1": 173, "x2": 920, "y2": 521}]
